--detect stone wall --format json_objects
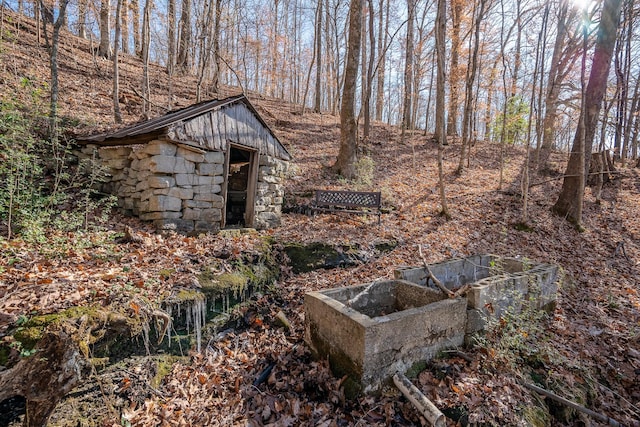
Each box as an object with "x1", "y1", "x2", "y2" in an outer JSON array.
[
  {"x1": 256, "y1": 155, "x2": 287, "y2": 229},
  {"x1": 79, "y1": 139, "x2": 288, "y2": 232}
]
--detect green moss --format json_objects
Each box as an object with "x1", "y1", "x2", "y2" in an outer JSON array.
[
  {"x1": 405, "y1": 360, "x2": 427, "y2": 379},
  {"x1": 172, "y1": 289, "x2": 205, "y2": 303},
  {"x1": 12, "y1": 306, "x2": 102, "y2": 351},
  {"x1": 13, "y1": 327, "x2": 43, "y2": 350},
  {"x1": 211, "y1": 273, "x2": 248, "y2": 293},
  {"x1": 522, "y1": 405, "x2": 551, "y2": 427},
  {"x1": 0, "y1": 345, "x2": 10, "y2": 366},
  {"x1": 284, "y1": 242, "x2": 354, "y2": 273},
  {"x1": 152, "y1": 355, "x2": 186, "y2": 388}
]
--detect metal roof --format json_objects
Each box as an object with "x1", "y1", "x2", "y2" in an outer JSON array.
[{"x1": 78, "y1": 95, "x2": 291, "y2": 160}]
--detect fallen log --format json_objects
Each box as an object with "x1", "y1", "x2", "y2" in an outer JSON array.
[
  {"x1": 0, "y1": 324, "x2": 90, "y2": 427},
  {"x1": 393, "y1": 373, "x2": 445, "y2": 427}
]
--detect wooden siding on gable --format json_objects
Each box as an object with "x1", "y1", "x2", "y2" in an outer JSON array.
[{"x1": 167, "y1": 102, "x2": 291, "y2": 160}]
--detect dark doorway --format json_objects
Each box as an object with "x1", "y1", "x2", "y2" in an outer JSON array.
[{"x1": 224, "y1": 146, "x2": 257, "y2": 227}]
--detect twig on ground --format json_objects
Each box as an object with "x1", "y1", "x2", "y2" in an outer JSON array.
[{"x1": 524, "y1": 383, "x2": 621, "y2": 426}]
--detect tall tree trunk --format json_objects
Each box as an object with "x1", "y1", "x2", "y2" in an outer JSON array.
[
  {"x1": 510, "y1": 0, "x2": 522, "y2": 98},
  {"x1": 113, "y1": 0, "x2": 123, "y2": 123},
  {"x1": 613, "y1": 15, "x2": 626, "y2": 162},
  {"x1": 537, "y1": 2, "x2": 574, "y2": 172},
  {"x1": 333, "y1": 0, "x2": 362, "y2": 179},
  {"x1": 121, "y1": 0, "x2": 129, "y2": 54},
  {"x1": 435, "y1": 0, "x2": 449, "y2": 218},
  {"x1": 457, "y1": 0, "x2": 486, "y2": 173},
  {"x1": 374, "y1": 0, "x2": 389, "y2": 122},
  {"x1": 141, "y1": 0, "x2": 152, "y2": 118},
  {"x1": 363, "y1": 0, "x2": 375, "y2": 139},
  {"x1": 176, "y1": 0, "x2": 192, "y2": 73},
  {"x1": 314, "y1": 0, "x2": 323, "y2": 112},
  {"x1": 618, "y1": 0, "x2": 632, "y2": 165},
  {"x1": 446, "y1": 0, "x2": 462, "y2": 137},
  {"x1": 77, "y1": 0, "x2": 87, "y2": 38},
  {"x1": 40, "y1": 0, "x2": 70, "y2": 142},
  {"x1": 196, "y1": 0, "x2": 215, "y2": 102},
  {"x1": 553, "y1": 0, "x2": 623, "y2": 226},
  {"x1": 211, "y1": 0, "x2": 222, "y2": 94},
  {"x1": 98, "y1": 0, "x2": 111, "y2": 58},
  {"x1": 521, "y1": 3, "x2": 547, "y2": 225},
  {"x1": 626, "y1": 74, "x2": 640, "y2": 160},
  {"x1": 131, "y1": 0, "x2": 140, "y2": 55},
  {"x1": 401, "y1": 0, "x2": 415, "y2": 137}
]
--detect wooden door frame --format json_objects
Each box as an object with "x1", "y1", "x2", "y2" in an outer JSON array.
[
  {"x1": 222, "y1": 143, "x2": 259, "y2": 229},
  {"x1": 244, "y1": 148, "x2": 259, "y2": 228}
]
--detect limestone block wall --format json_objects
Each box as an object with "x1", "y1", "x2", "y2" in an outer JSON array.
[
  {"x1": 78, "y1": 140, "x2": 287, "y2": 232},
  {"x1": 255, "y1": 155, "x2": 288, "y2": 229}
]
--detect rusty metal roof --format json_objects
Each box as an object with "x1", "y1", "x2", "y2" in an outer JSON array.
[{"x1": 77, "y1": 95, "x2": 290, "y2": 161}]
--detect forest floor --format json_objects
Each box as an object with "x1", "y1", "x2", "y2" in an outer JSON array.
[{"x1": 1, "y1": 8, "x2": 640, "y2": 426}]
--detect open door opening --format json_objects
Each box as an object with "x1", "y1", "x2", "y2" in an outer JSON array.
[{"x1": 224, "y1": 145, "x2": 258, "y2": 228}]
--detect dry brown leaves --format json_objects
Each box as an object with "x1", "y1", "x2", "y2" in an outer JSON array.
[{"x1": 1, "y1": 10, "x2": 639, "y2": 424}]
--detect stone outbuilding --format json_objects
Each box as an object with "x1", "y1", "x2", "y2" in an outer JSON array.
[{"x1": 78, "y1": 95, "x2": 292, "y2": 233}]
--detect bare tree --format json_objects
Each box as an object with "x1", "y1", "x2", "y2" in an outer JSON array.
[
  {"x1": 446, "y1": 0, "x2": 462, "y2": 137},
  {"x1": 77, "y1": 0, "x2": 87, "y2": 38},
  {"x1": 166, "y1": 0, "x2": 175, "y2": 74},
  {"x1": 362, "y1": 0, "x2": 376, "y2": 139},
  {"x1": 553, "y1": 0, "x2": 623, "y2": 227},
  {"x1": 435, "y1": 0, "x2": 449, "y2": 218},
  {"x1": 131, "y1": 0, "x2": 140, "y2": 55},
  {"x1": 98, "y1": 0, "x2": 111, "y2": 58},
  {"x1": 333, "y1": 0, "x2": 362, "y2": 179},
  {"x1": 314, "y1": 0, "x2": 323, "y2": 113},
  {"x1": 39, "y1": 0, "x2": 70, "y2": 141},
  {"x1": 141, "y1": 0, "x2": 152, "y2": 118},
  {"x1": 121, "y1": 0, "x2": 129, "y2": 53},
  {"x1": 176, "y1": 0, "x2": 192, "y2": 73},
  {"x1": 211, "y1": 0, "x2": 222, "y2": 94},
  {"x1": 401, "y1": 0, "x2": 415, "y2": 137},
  {"x1": 457, "y1": 0, "x2": 487, "y2": 173},
  {"x1": 374, "y1": 0, "x2": 389, "y2": 122},
  {"x1": 113, "y1": 0, "x2": 123, "y2": 123},
  {"x1": 537, "y1": 2, "x2": 577, "y2": 172}
]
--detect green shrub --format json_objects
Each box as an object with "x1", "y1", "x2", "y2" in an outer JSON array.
[{"x1": 0, "y1": 91, "x2": 115, "y2": 241}]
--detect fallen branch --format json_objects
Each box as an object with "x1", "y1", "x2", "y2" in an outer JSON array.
[
  {"x1": 417, "y1": 246, "x2": 469, "y2": 298},
  {"x1": 418, "y1": 245, "x2": 453, "y2": 298},
  {"x1": 393, "y1": 373, "x2": 445, "y2": 427},
  {"x1": 524, "y1": 383, "x2": 621, "y2": 426}
]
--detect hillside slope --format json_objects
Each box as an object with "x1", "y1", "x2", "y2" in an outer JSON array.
[{"x1": 1, "y1": 8, "x2": 640, "y2": 426}]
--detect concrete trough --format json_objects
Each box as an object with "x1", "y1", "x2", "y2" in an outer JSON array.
[
  {"x1": 304, "y1": 255, "x2": 559, "y2": 395},
  {"x1": 394, "y1": 254, "x2": 559, "y2": 333},
  {"x1": 304, "y1": 279, "x2": 467, "y2": 394}
]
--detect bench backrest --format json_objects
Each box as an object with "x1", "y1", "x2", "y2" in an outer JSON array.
[{"x1": 315, "y1": 190, "x2": 381, "y2": 208}]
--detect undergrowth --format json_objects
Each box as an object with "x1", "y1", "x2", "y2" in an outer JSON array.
[
  {"x1": 0, "y1": 81, "x2": 116, "y2": 246},
  {"x1": 472, "y1": 277, "x2": 598, "y2": 424}
]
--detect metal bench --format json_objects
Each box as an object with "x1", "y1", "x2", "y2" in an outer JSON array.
[{"x1": 311, "y1": 190, "x2": 382, "y2": 224}]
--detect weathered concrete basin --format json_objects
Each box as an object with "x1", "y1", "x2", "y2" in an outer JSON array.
[
  {"x1": 304, "y1": 255, "x2": 559, "y2": 395},
  {"x1": 395, "y1": 254, "x2": 559, "y2": 334},
  {"x1": 304, "y1": 279, "x2": 467, "y2": 394}
]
